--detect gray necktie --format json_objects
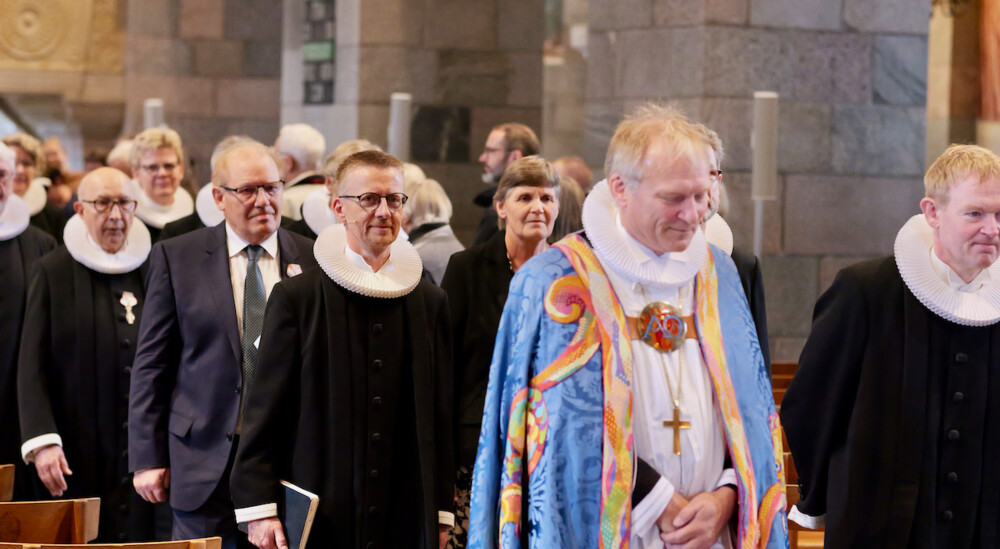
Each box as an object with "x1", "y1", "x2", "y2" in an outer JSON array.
[{"x1": 241, "y1": 244, "x2": 265, "y2": 414}]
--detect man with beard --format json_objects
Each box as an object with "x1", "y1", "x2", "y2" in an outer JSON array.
[
  {"x1": 130, "y1": 142, "x2": 316, "y2": 548},
  {"x1": 231, "y1": 150, "x2": 454, "y2": 549},
  {"x1": 472, "y1": 123, "x2": 539, "y2": 245},
  {"x1": 783, "y1": 144, "x2": 1000, "y2": 548},
  {"x1": 18, "y1": 167, "x2": 156, "y2": 541},
  {"x1": 0, "y1": 142, "x2": 56, "y2": 501}
]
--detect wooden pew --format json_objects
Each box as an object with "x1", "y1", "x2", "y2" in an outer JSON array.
[
  {"x1": 0, "y1": 465, "x2": 13, "y2": 502},
  {"x1": 0, "y1": 537, "x2": 221, "y2": 549},
  {"x1": 0, "y1": 498, "x2": 99, "y2": 544}
]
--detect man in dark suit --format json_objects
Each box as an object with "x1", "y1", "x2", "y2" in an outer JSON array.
[
  {"x1": 0, "y1": 142, "x2": 57, "y2": 501},
  {"x1": 129, "y1": 142, "x2": 317, "y2": 548},
  {"x1": 231, "y1": 149, "x2": 454, "y2": 549}
]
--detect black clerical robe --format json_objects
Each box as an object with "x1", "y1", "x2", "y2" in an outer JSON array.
[
  {"x1": 0, "y1": 226, "x2": 56, "y2": 500},
  {"x1": 29, "y1": 204, "x2": 67, "y2": 244},
  {"x1": 231, "y1": 268, "x2": 454, "y2": 549},
  {"x1": 17, "y1": 248, "x2": 155, "y2": 542},
  {"x1": 782, "y1": 257, "x2": 1000, "y2": 548}
]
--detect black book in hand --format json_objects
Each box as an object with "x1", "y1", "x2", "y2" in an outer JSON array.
[{"x1": 238, "y1": 481, "x2": 319, "y2": 549}]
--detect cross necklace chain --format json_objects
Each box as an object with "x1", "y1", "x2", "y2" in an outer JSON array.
[{"x1": 638, "y1": 284, "x2": 690, "y2": 456}]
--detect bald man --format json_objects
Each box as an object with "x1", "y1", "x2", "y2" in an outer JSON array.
[{"x1": 18, "y1": 167, "x2": 156, "y2": 541}]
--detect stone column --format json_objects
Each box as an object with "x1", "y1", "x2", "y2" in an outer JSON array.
[{"x1": 585, "y1": 0, "x2": 930, "y2": 360}]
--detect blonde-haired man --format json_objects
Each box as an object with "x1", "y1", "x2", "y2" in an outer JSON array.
[
  {"x1": 784, "y1": 144, "x2": 1000, "y2": 547},
  {"x1": 470, "y1": 104, "x2": 785, "y2": 548}
]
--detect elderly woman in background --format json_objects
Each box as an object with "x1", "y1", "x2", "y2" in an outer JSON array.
[
  {"x1": 2, "y1": 133, "x2": 66, "y2": 243},
  {"x1": 402, "y1": 177, "x2": 464, "y2": 284},
  {"x1": 439, "y1": 155, "x2": 559, "y2": 548}
]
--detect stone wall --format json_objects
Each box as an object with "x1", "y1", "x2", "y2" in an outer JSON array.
[
  {"x1": 124, "y1": 0, "x2": 283, "y2": 186},
  {"x1": 280, "y1": 0, "x2": 545, "y2": 245},
  {"x1": 585, "y1": 0, "x2": 930, "y2": 360}
]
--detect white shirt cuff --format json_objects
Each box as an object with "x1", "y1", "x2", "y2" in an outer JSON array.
[
  {"x1": 439, "y1": 510, "x2": 455, "y2": 527},
  {"x1": 235, "y1": 503, "x2": 279, "y2": 523},
  {"x1": 630, "y1": 476, "x2": 676, "y2": 535},
  {"x1": 788, "y1": 505, "x2": 825, "y2": 529},
  {"x1": 21, "y1": 433, "x2": 62, "y2": 463},
  {"x1": 714, "y1": 468, "x2": 737, "y2": 490}
]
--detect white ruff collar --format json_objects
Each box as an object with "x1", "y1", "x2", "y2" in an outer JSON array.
[
  {"x1": 302, "y1": 187, "x2": 338, "y2": 235},
  {"x1": 23, "y1": 177, "x2": 50, "y2": 216},
  {"x1": 134, "y1": 182, "x2": 194, "y2": 229},
  {"x1": 582, "y1": 179, "x2": 707, "y2": 289},
  {"x1": 894, "y1": 214, "x2": 1000, "y2": 326},
  {"x1": 703, "y1": 214, "x2": 734, "y2": 255},
  {"x1": 63, "y1": 214, "x2": 151, "y2": 274},
  {"x1": 195, "y1": 184, "x2": 224, "y2": 227},
  {"x1": 0, "y1": 194, "x2": 30, "y2": 241},
  {"x1": 313, "y1": 223, "x2": 422, "y2": 298}
]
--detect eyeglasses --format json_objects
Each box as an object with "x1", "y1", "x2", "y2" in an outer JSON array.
[
  {"x1": 81, "y1": 198, "x2": 138, "y2": 214},
  {"x1": 219, "y1": 182, "x2": 284, "y2": 203},
  {"x1": 339, "y1": 192, "x2": 409, "y2": 211},
  {"x1": 482, "y1": 147, "x2": 508, "y2": 155},
  {"x1": 140, "y1": 163, "x2": 179, "y2": 173}
]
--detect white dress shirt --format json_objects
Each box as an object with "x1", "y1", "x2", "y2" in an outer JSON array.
[{"x1": 226, "y1": 224, "x2": 281, "y2": 340}]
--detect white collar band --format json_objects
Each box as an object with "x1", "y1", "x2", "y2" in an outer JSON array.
[
  {"x1": 894, "y1": 214, "x2": 1000, "y2": 326},
  {"x1": 63, "y1": 214, "x2": 151, "y2": 274},
  {"x1": 582, "y1": 179, "x2": 707, "y2": 289},
  {"x1": 313, "y1": 223, "x2": 422, "y2": 298},
  {"x1": 703, "y1": 214, "x2": 734, "y2": 256},
  {"x1": 134, "y1": 182, "x2": 194, "y2": 229},
  {"x1": 23, "y1": 177, "x2": 49, "y2": 216},
  {"x1": 195, "y1": 184, "x2": 224, "y2": 227},
  {"x1": 0, "y1": 194, "x2": 31, "y2": 241},
  {"x1": 302, "y1": 187, "x2": 338, "y2": 235}
]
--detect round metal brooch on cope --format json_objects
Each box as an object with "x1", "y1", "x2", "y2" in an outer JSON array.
[{"x1": 638, "y1": 301, "x2": 686, "y2": 353}]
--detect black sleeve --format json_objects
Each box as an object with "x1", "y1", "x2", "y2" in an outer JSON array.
[
  {"x1": 780, "y1": 268, "x2": 868, "y2": 517},
  {"x1": 231, "y1": 282, "x2": 301, "y2": 510},
  {"x1": 439, "y1": 255, "x2": 469, "y2": 465},
  {"x1": 432, "y1": 291, "x2": 456, "y2": 517},
  {"x1": 17, "y1": 261, "x2": 57, "y2": 443},
  {"x1": 632, "y1": 457, "x2": 664, "y2": 509},
  {"x1": 747, "y1": 255, "x2": 771, "y2": 376},
  {"x1": 129, "y1": 243, "x2": 182, "y2": 472}
]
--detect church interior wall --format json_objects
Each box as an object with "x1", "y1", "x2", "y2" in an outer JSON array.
[{"x1": 2, "y1": 0, "x2": 983, "y2": 365}]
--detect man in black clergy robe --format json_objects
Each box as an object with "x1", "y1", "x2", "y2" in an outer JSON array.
[
  {"x1": 130, "y1": 142, "x2": 317, "y2": 548},
  {"x1": 231, "y1": 149, "x2": 454, "y2": 549},
  {"x1": 782, "y1": 144, "x2": 1000, "y2": 548},
  {"x1": 17, "y1": 167, "x2": 155, "y2": 541},
  {"x1": 0, "y1": 142, "x2": 56, "y2": 501}
]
